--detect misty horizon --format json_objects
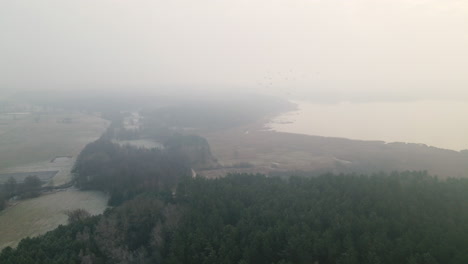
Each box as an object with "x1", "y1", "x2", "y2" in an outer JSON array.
[
  {"x1": 2, "y1": 2, "x2": 468, "y2": 261},
  {"x1": 1, "y1": 0, "x2": 467, "y2": 103}
]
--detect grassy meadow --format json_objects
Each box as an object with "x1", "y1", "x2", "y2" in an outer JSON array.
[
  {"x1": 0, "y1": 111, "x2": 109, "y2": 249},
  {"x1": 0, "y1": 112, "x2": 108, "y2": 171},
  {"x1": 0, "y1": 189, "x2": 108, "y2": 249}
]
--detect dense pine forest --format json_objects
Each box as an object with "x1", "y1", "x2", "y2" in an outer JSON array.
[
  {"x1": 72, "y1": 139, "x2": 191, "y2": 205},
  {"x1": 2, "y1": 169, "x2": 468, "y2": 263}
]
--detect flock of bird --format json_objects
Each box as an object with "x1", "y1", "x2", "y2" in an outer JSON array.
[{"x1": 255, "y1": 69, "x2": 321, "y2": 97}]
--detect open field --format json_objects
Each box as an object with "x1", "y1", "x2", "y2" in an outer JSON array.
[
  {"x1": 0, "y1": 111, "x2": 109, "y2": 249},
  {"x1": 199, "y1": 120, "x2": 336, "y2": 178},
  {"x1": 0, "y1": 158, "x2": 76, "y2": 186},
  {"x1": 0, "y1": 189, "x2": 108, "y2": 250},
  {"x1": 0, "y1": 111, "x2": 108, "y2": 171},
  {"x1": 199, "y1": 119, "x2": 468, "y2": 179},
  {"x1": 0, "y1": 111, "x2": 109, "y2": 186}
]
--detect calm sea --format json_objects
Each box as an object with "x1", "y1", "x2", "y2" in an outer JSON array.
[{"x1": 268, "y1": 100, "x2": 468, "y2": 151}]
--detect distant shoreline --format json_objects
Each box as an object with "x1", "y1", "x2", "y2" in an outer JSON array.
[{"x1": 266, "y1": 100, "x2": 468, "y2": 152}]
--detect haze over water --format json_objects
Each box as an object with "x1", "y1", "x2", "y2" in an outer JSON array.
[
  {"x1": 269, "y1": 100, "x2": 468, "y2": 151},
  {"x1": 2, "y1": 1, "x2": 468, "y2": 149}
]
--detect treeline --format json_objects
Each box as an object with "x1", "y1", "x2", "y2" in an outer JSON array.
[
  {"x1": 141, "y1": 95, "x2": 294, "y2": 131},
  {"x1": 163, "y1": 134, "x2": 218, "y2": 169},
  {"x1": 100, "y1": 111, "x2": 140, "y2": 141},
  {"x1": 169, "y1": 172, "x2": 468, "y2": 264},
  {"x1": 0, "y1": 175, "x2": 43, "y2": 210},
  {"x1": 72, "y1": 139, "x2": 191, "y2": 205},
  {"x1": 3, "y1": 172, "x2": 468, "y2": 263},
  {"x1": 99, "y1": 109, "x2": 218, "y2": 170},
  {"x1": 0, "y1": 196, "x2": 178, "y2": 264}
]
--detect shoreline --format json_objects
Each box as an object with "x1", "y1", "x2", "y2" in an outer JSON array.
[
  {"x1": 200, "y1": 108, "x2": 468, "y2": 179},
  {"x1": 264, "y1": 101, "x2": 468, "y2": 153}
]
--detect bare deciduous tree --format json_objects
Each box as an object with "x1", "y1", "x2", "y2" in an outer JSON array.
[{"x1": 66, "y1": 208, "x2": 91, "y2": 224}]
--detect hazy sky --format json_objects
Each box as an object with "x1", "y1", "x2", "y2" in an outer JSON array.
[{"x1": 1, "y1": 0, "x2": 467, "y2": 101}]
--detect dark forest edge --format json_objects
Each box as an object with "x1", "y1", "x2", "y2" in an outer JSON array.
[
  {"x1": 72, "y1": 139, "x2": 192, "y2": 206},
  {"x1": 2, "y1": 171, "x2": 468, "y2": 263},
  {"x1": 0, "y1": 175, "x2": 43, "y2": 210}
]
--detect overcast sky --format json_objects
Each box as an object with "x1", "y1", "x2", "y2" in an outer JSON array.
[{"x1": 1, "y1": 0, "x2": 467, "y2": 101}]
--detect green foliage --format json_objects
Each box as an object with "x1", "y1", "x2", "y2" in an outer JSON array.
[
  {"x1": 167, "y1": 172, "x2": 468, "y2": 264},
  {"x1": 163, "y1": 134, "x2": 217, "y2": 169},
  {"x1": 0, "y1": 196, "x2": 175, "y2": 264},
  {"x1": 66, "y1": 209, "x2": 92, "y2": 225},
  {"x1": 0, "y1": 216, "x2": 101, "y2": 264},
  {"x1": 3, "y1": 177, "x2": 17, "y2": 198},
  {"x1": 3, "y1": 172, "x2": 468, "y2": 263},
  {"x1": 19, "y1": 175, "x2": 42, "y2": 199},
  {"x1": 0, "y1": 191, "x2": 5, "y2": 210},
  {"x1": 72, "y1": 139, "x2": 191, "y2": 205},
  {"x1": 0, "y1": 175, "x2": 44, "y2": 212},
  {"x1": 1, "y1": 175, "x2": 42, "y2": 200}
]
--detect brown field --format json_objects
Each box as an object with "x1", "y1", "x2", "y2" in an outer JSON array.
[
  {"x1": 199, "y1": 119, "x2": 336, "y2": 178},
  {"x1": 199, "y1": 118, "x2": 468, "y2": 179},
  {"x1": 0, "y1": 111, "x2": 109, "y2": 185},
  {"x1": 0, "y1": 189, "x2": 108, "y2": 250}
]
